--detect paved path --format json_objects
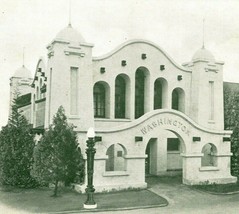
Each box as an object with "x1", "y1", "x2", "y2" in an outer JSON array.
[
  {"x1": 0, "y1": 203, "x2": 29, "y2": 214},
  {"x1": 1, "y1": 178, "x2": 239, "y2": 213},
  {"x1": 97, "y1": 178, "x2": 239, "y2": 214}
]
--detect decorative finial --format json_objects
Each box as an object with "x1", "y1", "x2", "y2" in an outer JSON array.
[
  {"x1": 68, "y1": 0, "x2": 72, "y2": 27},
  {"x1": 23, "y1": 47, "x2": 25, "y2": 67},
  {"x1": 202, "y1": 18, "x2": 205, "y2": 49}
]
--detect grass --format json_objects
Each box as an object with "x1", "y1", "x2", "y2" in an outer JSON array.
[
  {"x1": 193, "y1": 181, "x2": 239, "y2": 194},
  {"x1": 146, "y1": 174, "x2": 239, "y2": 194},
  {"x1": 0, "y1": 186, "x2": 168, "y2": 213}
]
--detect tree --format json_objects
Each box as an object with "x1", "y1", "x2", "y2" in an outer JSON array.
[
  {"x1": 33, "y1": 106, "x2": 84, "y2": 196},
  {"x1": 0, "y1": 99, "x2": 36, "y2": 187},
  {"x1": 224, "y1": 85, "x2": 239, "y2": 177}
]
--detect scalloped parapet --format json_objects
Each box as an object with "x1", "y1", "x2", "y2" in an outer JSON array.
[{"x1": 93, "y1": 39, "x2": 192, "y2": 73}]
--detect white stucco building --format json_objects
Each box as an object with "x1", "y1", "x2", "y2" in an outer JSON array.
[{"x1": 10, "y1": 23, "x2": 237, "y2": 192}]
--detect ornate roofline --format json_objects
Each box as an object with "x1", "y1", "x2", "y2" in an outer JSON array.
[
  {"x1": 93, "y1": 39, "x2": 192, "y2": 73},
  {"x1": 31, "y1": 57, "x2": 46, "y2": 85}
]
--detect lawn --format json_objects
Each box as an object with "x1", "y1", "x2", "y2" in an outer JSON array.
[
  {"x1": 193, "y1": 181, "x2": 239, "y2": 194},
  {"x1": 146, "y1": 174, "x2": 239, "y2": 194},
  {"x1": 0, "y1": 186, "x2": 168, "y2": 213}
]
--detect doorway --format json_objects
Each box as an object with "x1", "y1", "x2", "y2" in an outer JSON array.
[
  {"x1": 145, "y1": 138, "x2": 157, "y2": 175},
  {"x1": 145, "y1": 130, "x2": 185, "y2": 179}
]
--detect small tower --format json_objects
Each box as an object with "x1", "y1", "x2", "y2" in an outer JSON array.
[
  {"x1": 9, "y1": 65, "x2": 33, "y2": 117},
  {"x1": 184, "y1": 47, "x2": 224, "y2": 130},
  {"x1": 44, "y1": 24, "x2": 94, "y2": 131}
]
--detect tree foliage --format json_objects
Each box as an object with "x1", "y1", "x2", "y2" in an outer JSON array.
[
  {"x1": 0, "y1": 99, "x2": 36, "y2": 187},
  {"x1": 224, "y1": 86, "x2": 239, "y2": 177},
  {"x1": 33, "y1": 106, "x2": 84, "y2": 196}
]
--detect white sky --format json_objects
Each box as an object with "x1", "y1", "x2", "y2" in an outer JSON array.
[{"x1": 0, "y1": 0, "x2": 239, "y2": 128}]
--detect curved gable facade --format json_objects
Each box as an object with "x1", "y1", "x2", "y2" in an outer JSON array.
[{"x1": 10, "y1": 28, "x2": 236, "y2": 192}]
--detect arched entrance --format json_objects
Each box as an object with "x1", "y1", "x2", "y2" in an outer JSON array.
[
  {"x1": 145, "y1": 129, "x2": 186, "y2": 180},
  {"x1": 90, "y1": 109, "x2": 235, "y2": 193}
]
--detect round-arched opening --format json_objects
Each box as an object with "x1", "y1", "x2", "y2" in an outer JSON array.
[
  {"x1": 172, "y1": 87, "x2": 185, "y2": 113},
  {"x1": 145, "y1": 129, "x2": 186, "y2": 183},
  {"x1": 135, "y1": 67, "x2": 150, "y2": 119},
  {"x1": 105, "y1": 143, "x2": 127, "y2": 171},
  {"x1": 154, "y1": 78, "x2": 168, "y2": 109},
  {"x1": 93, "y1": 81, "x2": 110, "y2": 118},
  {"x1": 115, "y1": 74, "x2": 130, "y2": 119},
  {"x1": 201, "y1": 143, "x2": 217, "y2": 167}
]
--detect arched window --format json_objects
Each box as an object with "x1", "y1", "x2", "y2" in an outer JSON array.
[
  {"x1": 154, "y1": 78, "x2": 168, "y2": 109},
  {"x1": 135, "y1": 69, "x2": 145, "y2": 119},
  {"x1": 115, "y1": 76, "x2": 126, "y2": 118},
  {"x1": 94, "y1": 83, "x2": 105, "y2": 118},
  {"x1": 172, "y1": 89, "x2": 179, "y2": 110},
  {"x1": 172, "y1": 88, "x2": 185, "y2": 113},
  {"x1": 201, "y1": 143, "x2": 217, "y2": 167},
  {"x1": 154, "y1": 79, "x2": 163, "y2": 109},
  {"x1": 106, "y1": 144, "x2": 126, "y2": 171}
]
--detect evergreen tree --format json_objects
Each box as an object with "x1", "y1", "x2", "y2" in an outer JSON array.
[
  {"x1": 0, "y1": 98, "x2": 36, "y2": 187},
  {"x1": 224, "y1": 86, "x2": 239, "y2": 177},
  {"x1": 33, "y1": 106, "x2": 84, "y2": 196}
]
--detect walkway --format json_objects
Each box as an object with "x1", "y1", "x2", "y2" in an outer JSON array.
[
  {"x1": 1, "y1": 176, "x2": 239, "y2": 213},
  {"x1": 99, "y1": 175, "x2": 239, "y2": 214}
]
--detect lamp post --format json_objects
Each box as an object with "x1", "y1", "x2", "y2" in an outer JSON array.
[{"x1": 83, "y1": 127, "x2": 97, "y2": 209}]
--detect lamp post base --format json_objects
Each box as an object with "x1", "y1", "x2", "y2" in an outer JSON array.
[{"x1": 83, "y1": 203, "x2": 97, "y2": 209}]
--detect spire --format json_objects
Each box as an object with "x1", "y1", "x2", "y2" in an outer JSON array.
[
  {"x1": 202, "y1": 18, "x2": 205, "y2": 49},
  {"x1": 68, "y1": 0, "x2": 72, "y2": 27}
]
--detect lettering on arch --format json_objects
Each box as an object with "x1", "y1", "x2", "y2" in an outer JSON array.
[{"x1": 140, "y1": 117, "x2": 190, "y2": 136}]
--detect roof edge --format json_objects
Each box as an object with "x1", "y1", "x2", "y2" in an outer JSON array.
[{"x1": 93, "y1": 39, "x2": 192, "y2": 73}]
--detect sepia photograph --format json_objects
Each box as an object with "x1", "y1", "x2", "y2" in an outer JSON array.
[{"x1": 0, "y1": 0, "x2": 239, "y2": 213}]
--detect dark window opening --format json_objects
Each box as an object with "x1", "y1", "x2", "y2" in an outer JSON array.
[
  {"x1": 115, "y1": 76, "x2": 126, "y2": 118},
  {"x1": 172, "y1": 90, "x2": 179, "y2": 110},
  {"x1": 167, "y1": 138, "x2": 180, "y2": 151},
  {"x1": 154, "y1": 79, "x2": 163, "y2": 109},
  {"x1": 117, "y1": 151, "x2": 123, "y2": 157},
  {"x1": 135, "y1": 70, "x2": 145, "y2": 119},
  {"x1": 145, "y1": 143, "x2": 150, "y2": 174},
  {"x1": 106, "y1": 145, "x2": 114, "y2": 171},
  {"x1": 94, "y1": 83, "x2": 105, "y2": 118}
]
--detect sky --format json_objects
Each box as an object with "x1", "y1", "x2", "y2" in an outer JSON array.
[{"x1": 0, "y1": 0, "x2": 239, "y2": 128}]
